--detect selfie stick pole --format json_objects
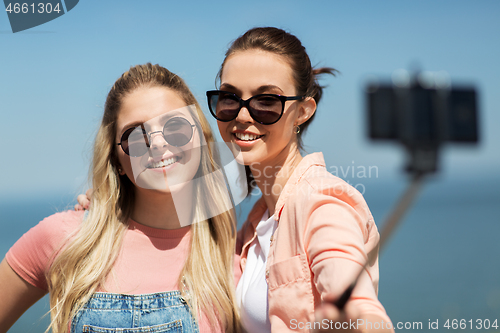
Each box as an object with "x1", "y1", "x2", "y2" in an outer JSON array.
[{"x1": 334, "y1": 169, "x2": 427, "y2": 310}]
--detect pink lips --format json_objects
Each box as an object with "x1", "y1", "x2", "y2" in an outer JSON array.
[
  {"x1": 232, "y1": 130, "x2": 264, "y2": 148},
  {"x1": 146, "y1": 155, "x2": 180, "y2": 173},
  {"x1": 148, "y1": 153, "x2": 179, "y2": 164}
]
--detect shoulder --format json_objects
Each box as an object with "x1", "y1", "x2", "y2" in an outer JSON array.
[
  {"x1": 302, "y1": 165, "x2": 370, "y2": 212},
  {"x1": 17, "y1": 209, "x2": 84, "y2": 250},
  {"x1": 291, "y1": 159, "x2": 368, "y2": 208},
  {"x1": 5, "y1": 210, "x2": 84, "y2": 290},
  {"x1": 39, "y1": 209, "x2": 85, "y2": 226},
  {"x1": 280, "y1": 152, "x2": 366, "y2": 206},
  {"x1": 9, "y1": 210, "x2": 84, "y2": 259},
  {"x1": 36, "y1": 210, "x2": 85, "y2": 239},
  {"x1": 285, "y1": 157, "x2": 375, "y2": 238}
]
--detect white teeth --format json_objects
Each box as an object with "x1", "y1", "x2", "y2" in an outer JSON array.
[
  {"x1": 149, "y1": 157, "x2": 178, "y2": 169},
  {"x1": 235, "y1": 132, "x2": 261, "y2": 141}
]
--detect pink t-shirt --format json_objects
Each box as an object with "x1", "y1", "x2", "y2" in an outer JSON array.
[{"x1": 6, "y1": 210, "x2": 230, "y2": 332}]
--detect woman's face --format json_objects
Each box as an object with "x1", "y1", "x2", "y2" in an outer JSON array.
[
  {"x1": 218, "y1": 49, "x2": 314, "y2": 167},
  {"x1": 115, "y1": 86, "x2": 202, "y2": 192}
]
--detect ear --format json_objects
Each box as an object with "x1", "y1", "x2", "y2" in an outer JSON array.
[{"x1": 295, "y1": 97, "x2": 316, "y2": 126}]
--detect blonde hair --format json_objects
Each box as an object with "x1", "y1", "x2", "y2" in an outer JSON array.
[{"x1": 46, "y1": 63, "x2": 241, "y2": 332}]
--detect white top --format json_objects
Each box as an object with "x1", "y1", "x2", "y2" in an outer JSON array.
[{"x1": 236, "y1": 210, "x2": 277, "y2": 333}]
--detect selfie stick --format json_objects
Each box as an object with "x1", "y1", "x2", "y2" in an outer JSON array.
[
  {"x1": 334, "y1": 170, "x2": 426, "y2": 310},
  {"x1": 333, "y1": 69, "x2": 479, "y2": 310},
  {"x1": 335, "y1": 142, "x2": 436, "y2": 309}
]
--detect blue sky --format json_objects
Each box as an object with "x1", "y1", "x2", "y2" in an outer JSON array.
[{"x1": 1, "y1": 0, "x2": 499, "y2": 200}]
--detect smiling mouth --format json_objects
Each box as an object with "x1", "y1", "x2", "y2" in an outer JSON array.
[
  {"x1": 147, "y1": 156, "x2": 180, "y2": 169},
  {"x1": 234, "y1": 132, "x2": 264, "y2": 141}
]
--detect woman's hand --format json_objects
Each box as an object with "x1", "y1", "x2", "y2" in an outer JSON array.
[
  {"x1": 314, "y1": 302, "x2": 394, "y2": 333},
  {"x1": 314, "y1": 302, "x2": 362, "y2": 333},
  {"x1": 74, "y1": 189, "x2": 93, "y2": 211}
]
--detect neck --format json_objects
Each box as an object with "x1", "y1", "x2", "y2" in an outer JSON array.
[
  {"x1": 132, "y1": 183, "x2": 195, "y2": 229},
  {"x1": 250, "y1": 144, "x2": 302, "y2": 216}
]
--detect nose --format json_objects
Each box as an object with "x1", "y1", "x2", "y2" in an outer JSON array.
[
  {"x1": 235, "y1": 106, "x2": 254, "y2": 123},
  {"x1": 148, "y1": 131, "x2": 168, "y2": 151}
]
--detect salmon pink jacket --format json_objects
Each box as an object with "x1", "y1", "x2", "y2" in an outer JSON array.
[{"x1": 236, "y1": 153, "x2": 392, "y2": 332}]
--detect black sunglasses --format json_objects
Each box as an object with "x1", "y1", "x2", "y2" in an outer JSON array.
[
  {"x1": 206, "y1": 90, "x2": 304, "y2": 125},
  {"x1": 117, "y1": 117, "x2": 196, "y2": 157}
]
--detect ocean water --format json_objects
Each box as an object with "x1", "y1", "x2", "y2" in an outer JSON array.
[{"x1": 1, "y1": 174, "x2": 499, "y2": 332}]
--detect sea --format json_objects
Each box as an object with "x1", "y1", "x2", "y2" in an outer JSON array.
[{"x1": 1, "y1": 173, "x2": 499, "y2": 332}]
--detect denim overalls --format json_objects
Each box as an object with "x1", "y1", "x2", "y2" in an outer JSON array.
[{"x1": 71, "y1": 291, "x2": 199, "y2": 333}]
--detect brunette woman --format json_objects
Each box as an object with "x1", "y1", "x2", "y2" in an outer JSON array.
[{"x1": 208, "y1": 27, "x2": 393, "y2": 333}]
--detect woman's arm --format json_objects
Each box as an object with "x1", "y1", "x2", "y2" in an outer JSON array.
[
  {"x1": 0, "y1": 259, "x2": 47, "y2": 333},
  {"x1": 299, "y1": 181, "x2": 394, "y2": 333}
]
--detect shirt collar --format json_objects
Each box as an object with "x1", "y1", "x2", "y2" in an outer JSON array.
[
  {"x1": 273, "y1": 152, "x2": 326, "y2": 221},
  {"x1": 244, "y1": 152, "x2": 326, "y2": 229}
]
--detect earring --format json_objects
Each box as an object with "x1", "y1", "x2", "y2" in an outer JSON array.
[
  {"x1": 118, "y1": 167, "x2": 123, "y2": 174},
  {"x1": 294, "y1": 125, "x2": 301, "y2": 134}
]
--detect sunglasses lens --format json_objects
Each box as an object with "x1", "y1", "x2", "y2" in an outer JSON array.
[
  {"x1": 122, "y1": 127, "x2": 149, "y2": 157},
  {"x1": 163, "y1": 117, "x2": 193, "y2": 146},
  {"x1": 249, "y1": 95, "x2": 282, "y2": 124},
  {"x1": 209, "y1": 92, "x2": 283, "y2": 124},
  {"x1": 211, "y1": 92, "x2": 240, "y2": 121},
  {"x1": 121, "y1": 118, "x2": 194, "y2": 156}
]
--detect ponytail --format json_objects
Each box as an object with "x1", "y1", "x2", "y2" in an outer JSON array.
[{"x1": 310, "y1": 67, "x2": 338, "y2": 104}]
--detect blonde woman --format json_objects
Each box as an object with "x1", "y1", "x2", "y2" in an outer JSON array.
[{"x1": 0, "y1": 64, "x2": 241, "y2": 333}]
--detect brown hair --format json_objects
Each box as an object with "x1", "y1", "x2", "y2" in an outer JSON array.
[{"x1": 217, "y1": 27, "x2": 338, "y2": 194}]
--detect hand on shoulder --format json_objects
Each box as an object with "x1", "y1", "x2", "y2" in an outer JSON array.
[{"x1": 74, "y1": 189, "x2": 92, "y2": 211}]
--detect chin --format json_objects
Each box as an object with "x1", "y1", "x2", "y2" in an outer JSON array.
[{"x1": 237, "y1": 150, "x2": 265, "y2": 166}]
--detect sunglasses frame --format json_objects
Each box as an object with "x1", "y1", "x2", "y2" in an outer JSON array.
[
  {"x1": 206, "y1": 90, "x2": 305, "y2": 125},
  {"x1": 117, "y1": 116, "x2": 196, "y2": 157}
]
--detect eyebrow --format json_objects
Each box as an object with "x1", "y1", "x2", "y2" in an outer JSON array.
[
  {"x1": 120, "y1": 121, "x2": 144, "y2": 136},
  {"x1": 220, "y1": 83, "x2": 285, "y2": 95},
  {"x1": 155, "y1": 111, "x2": 191, "y2": 127},
  {"x1": 119, "y1": 110, "x2": 190, "y2": 137}
]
